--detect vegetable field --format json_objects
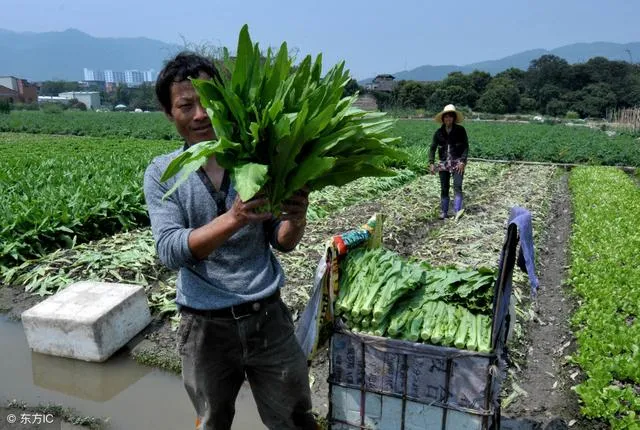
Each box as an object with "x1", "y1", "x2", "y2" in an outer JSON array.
[
  {"x1": 3, "y1": 111, "x2": 640, "y2": 167},
  {"x1": 0, "y1": 111, "x2": 179, "y2": 140},
  {"x1": 1, "y1": 116, "x2": 639, "y2": 429},
  {"x1": 569, "y1": 168, "x2": 640, "y2": 427},
  {"x1": 0, "y1": 133, "x2": 177, "y2": 267},
  {"x1": 396, "y1": 120, "x2": 640, "y2": 167}
]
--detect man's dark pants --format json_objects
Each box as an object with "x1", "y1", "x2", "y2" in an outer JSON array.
[{"x1": 177, "y1": 296, "x2": 316, "y2": 430}]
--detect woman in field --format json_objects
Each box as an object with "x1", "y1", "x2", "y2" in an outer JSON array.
[{"x1": 428, "y1": 104, "x2": 469, "y2": 219}]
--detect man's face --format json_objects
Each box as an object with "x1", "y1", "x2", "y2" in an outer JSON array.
[
  {"x1": 167, "y1": 72, "x2": 214, "y2": 145},
  {"x1": 443, "y1": 113, "x2": 454, "y2": 127}
]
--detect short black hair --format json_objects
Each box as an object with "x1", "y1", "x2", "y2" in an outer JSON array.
[{"x1": 155, "y1": 51, "x2": 221, "y2": 114}]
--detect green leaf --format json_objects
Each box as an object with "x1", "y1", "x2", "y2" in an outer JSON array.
[
  {"x1": 267, "y1": 99, "x2": 284, "y2": 122},
  {"x1": 249, "y1": 122, "x2": 260, "y2": 146},
  {"x1": 247, "y1": 44, "x2": 262, "y2": 103},
  {"x1": 160, "y1": 150, "x2": 195, "y2": 182},
  {"x1": 231, "y1": 162, "x2": 269, "y2": 201},
  {"x1": 161, "y1": 137, "x2": 242, "y2": 198},
  {"x1": 263, "y1": 42, "x2": 290, "y2": 103},
  {"x1": 303, "y1": 102, "x2": 338, "y2": 142},
  {"x1": 291, "y1": 101, "x2": 310, "y2": 145},
  {"x1": 191, "y1": 78, "x2": 223, "y2": 109},
  {"x1": 218, "y1": 87, "x2": 249, "y2": 144},
  {"x1": 305, "y1": 126, "x2": 359, "y2": 157},
  {"x1": 309, "y1": 163, "x2": 396, "y2": 190},
  {"x1": 232, "y1": 24, "x2": 253, "y2": 96},
  {"x1": 287, "y1": 156, "x2": 336, "y2": 194},
  {"x1": 191, "y1": 79, "x2": 235, "y2": 139},
  {"x1": 290, "y1": 55, "x2": 312, "y2": 106},
  {"x1": 311, "y1": 53, "x2": 323, "y2": 83}
]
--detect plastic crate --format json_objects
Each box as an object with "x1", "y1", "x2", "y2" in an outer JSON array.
[{"x1": 329, "y1": 327, "x2": 499, "y2": 429}]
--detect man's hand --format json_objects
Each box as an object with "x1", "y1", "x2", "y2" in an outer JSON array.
[
  {"x1": 456, "y1": 162, "x2": 466, "y2": 174},
  {"x1": 275, "y1": 188, "x2": 310, "y2": 251},
  {"x1": 187, "y1": 194, "x2": 271, "y2": 261},
  {"x1": 228, "y1": 194, "x2": 272, "y2": 228},
  {"x1": 429, "y1": 163, "x2": 435, "y2": 175},
  {"x1": 280, "y1": 188, "x2": 310, "y2": 227}
]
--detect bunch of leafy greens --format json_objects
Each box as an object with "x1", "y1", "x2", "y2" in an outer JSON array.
[
  {"x1": 160, "y1": 25, "x2": 406, "y2": 214},
  {"x1": 336, "y1": 248, "x2": 497, "y2": 352}
]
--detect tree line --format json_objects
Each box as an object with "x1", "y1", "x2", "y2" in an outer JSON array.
[
  {"x1": 361, "y1": 55, "x2": 640, "y2": 118},
  {"x1": 18, "y1": 54, "x2": 640, "y2": 117}
]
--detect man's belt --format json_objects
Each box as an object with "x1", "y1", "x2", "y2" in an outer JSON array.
[{"x1": 181, "y1": 289, "x2": 281, "y2": 320}]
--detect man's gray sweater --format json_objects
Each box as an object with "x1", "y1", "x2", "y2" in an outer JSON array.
[{"x1": 143, "y1": 148, "x2": 285, "y2": 310}]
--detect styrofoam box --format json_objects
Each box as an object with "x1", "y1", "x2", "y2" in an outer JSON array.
[{"x1": 21, "y1": 281, "x2": 151, "y2": 362}]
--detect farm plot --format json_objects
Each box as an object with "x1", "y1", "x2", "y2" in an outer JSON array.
[
  {"x1": 568, "y1": 167, "x2": 640, "y2": 429},
  {"x1": 409, "y1": 164, "x2": 555, "y2": 268},
  {"x1": 2, "y1": 116, "x2": 638, "y2": 427},
  {"x1": 0, "y1": 133, "x2": 177, "y2": 267},
  {"x1": 1, "y1": 168, "x2": 421, "y2": 299},
  {"x1": 0, "y1": 111, "x2": 179, "y2": 140},
  {"x1": 396, "y1": 120, "x2": 640, "y2": 167},
  {"x1": 2, "y1": 161, "x2": 507, "y2": 313},
  {"x1": 5, "y1": 113, "x2": 639, "y2": 167}
]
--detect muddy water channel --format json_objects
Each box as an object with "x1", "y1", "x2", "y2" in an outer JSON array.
[{"x1": 0, "y1": 315, "x2": 264, "y2": 429}]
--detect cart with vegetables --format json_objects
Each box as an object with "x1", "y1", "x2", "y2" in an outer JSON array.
[{"x1": 297, "y1": 213, "x2": 527, "y2": 430}]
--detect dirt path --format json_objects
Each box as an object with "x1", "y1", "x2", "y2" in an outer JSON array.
[
  {"x1": 0, "y1": 284, "x2": 42, "y2": 320},
  {"x1": 504, "y1": 173, "x2": 606, "y2": 429}
]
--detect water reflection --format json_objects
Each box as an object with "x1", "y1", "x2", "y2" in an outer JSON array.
[
  {"x1": 0, "y1": 314, "x2": 265, "y2": 429},
  {"x1": 31, "y1": 347, "x2": 151, "y2": 401}
]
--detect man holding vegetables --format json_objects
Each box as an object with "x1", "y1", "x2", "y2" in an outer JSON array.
[{"x1": 143, "y1": 52, "x2": 317, "y2": 430}]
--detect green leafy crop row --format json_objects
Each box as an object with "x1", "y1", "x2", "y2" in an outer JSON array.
[
  {"x1": 4, "y1": 113, "x2": 640, "y2": 167},
  {"x1": 0, "y1": 111, "x2": 179, "y2": 140},
  {"x1": 0, "y1": 133, "x2": 177, "y2": 268},
  {"x1": 0, "y1": 132, "x2": 416, "y2": 271},
  {"x1": 396, "y1": 120, "x2": 640, "y2": 167},
  {"x1": 568, "y1": 167, "x2": 640, "y2": 429}
]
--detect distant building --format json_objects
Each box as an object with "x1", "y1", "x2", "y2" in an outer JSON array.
[
  {"x1": 104, "y1": 70, "x2": 126, "y2": 84},
  {"x1": 83, "y1": 68, "x2": 154, "y2": 86},
  {"x1": 0, "y1": 85, "x2": 19, "y2": 103},
  {"x1": 366, "y1": 74, "x2": 396, "y2": 93},
  {"x1": 83, "y1": 68, "x2": 105, "y2": 82},
  {"x1": 143, "y1": 69, "x2": 156, "y2": 83},
  {"x1": 0, "y1": 76, "x2": 38, "y2": 103},
  {"x1": 38, "y1": 95, "x2": 71, "y2": 104},
  {"x1": 124, "y1": 70, "x2": 145, "y2": 86},
  {"x1": 54, "y1": 91, "x2": 101, "y2": 110}
]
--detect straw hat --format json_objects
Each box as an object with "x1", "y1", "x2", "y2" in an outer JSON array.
[{"x1": 434, "y1": 104, "x2": 464, "y2": 124}]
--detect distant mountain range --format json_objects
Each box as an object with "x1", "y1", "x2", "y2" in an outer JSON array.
[
  {"x1": 1, "y1": 28, "x2": 639, "y2": 84},
  {"x1": 0, "y1": 28, "x2": 180, "y2": 81},
  {"x1": 361, "y1": 42, "x2": 640, "y2": 83}
]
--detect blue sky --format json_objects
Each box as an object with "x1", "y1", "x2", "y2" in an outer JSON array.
[{"x1": 2, "y1": 0, "x2": 639, "y2": 79}]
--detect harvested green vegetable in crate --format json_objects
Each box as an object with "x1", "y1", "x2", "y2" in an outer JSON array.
[{"x1": 335, "y1": 248, "x2": 497, "y2": 352}]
